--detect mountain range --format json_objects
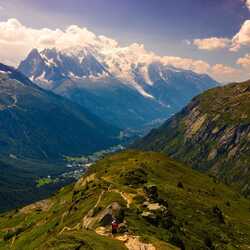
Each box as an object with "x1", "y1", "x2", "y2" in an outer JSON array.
[
  {"x1": 18, "y1": 47, "x2": 219, "y2": 129},
  {"x1": 134, "y1": 80, "x2": 250, "y2": 196}
]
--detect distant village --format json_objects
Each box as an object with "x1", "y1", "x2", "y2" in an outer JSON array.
[{"x1": 36, "y1": 144, "x2": 124, "y2": 187}]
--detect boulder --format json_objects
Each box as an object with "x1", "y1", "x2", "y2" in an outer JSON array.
[
  {"x1": 141, "y1": 211, "x2": 158, "y2": 225},
  {"x1": 147, "y1": 203, "x2": 166, "y2": 212}
]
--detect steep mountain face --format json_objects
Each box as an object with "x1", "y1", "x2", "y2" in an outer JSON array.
[
  {"x1": 1, "y1": 151, "x2": 249, "y2": 250},
  {"x1": 134, "y1": 80, "x2": 250, "y2": 196},
  {"x1": 0, "y1": 63, "x2": 120, "y2": 212},
  {"x1": 18, "y1": 47, "x2": 219, "y2": 129},
  {"x1": 0, "y1": 63, "x2": 119, "y2": 160}
]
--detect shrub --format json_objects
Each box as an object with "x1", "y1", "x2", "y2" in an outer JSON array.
[
  {"x1": 177, "y1": 181, "x2": 184, "y2": 189},
  {"x1": 121, "y1": 168, "x2": 148, "y2": 186}
]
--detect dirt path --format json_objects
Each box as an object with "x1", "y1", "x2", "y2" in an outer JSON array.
[
  {"x1": 119, "y1": 235, "x2": 156, "y2": 250},
  {"x1": 109, "y1": 189, "x2": 133, "y2": 208},
  {"x1": 59, "y1": 185, "x2": 157, "y2": 250},
  {"x1": 95, "y1": 227, "x2": 156, "y2": 250},
  {"x1": 82, "y1": 190, "x2": 105, "y2": 229},
  {"x1": 93, "y1": 189, "x2": 156, "y2": 250},
  {"x1": 59, "y1": 223, "x2": 81, "y2": 235}
]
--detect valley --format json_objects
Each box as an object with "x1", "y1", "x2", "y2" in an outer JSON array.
[
  {"x1": 0, "y1": 3, "x2": 250, "y2": 248},
  {"x1": 36, "y1": 144, "x2": 125, "y2": 188}
]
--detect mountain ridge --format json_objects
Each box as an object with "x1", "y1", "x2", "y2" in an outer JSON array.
[
  {"x1": 0, "y1": 62, "x2": 120, "y2": 160},
  {"x1": 133, "y1": 80, "x2": 250, "y2": 196},
  {"x1": 18, "y1": 47, "x2": 219, "y2": 129},
  {"x1": 0, "y1": 150, "x2": 249, "y2": 250},
  {"x1": 0, "y1": 62, "x2": 120, "y2": 212}
]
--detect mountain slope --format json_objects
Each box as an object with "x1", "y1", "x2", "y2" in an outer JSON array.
[
  {"x1": 134, "y1": 80, "x2": 250, "y2": 196},
  {"x1": 0, "y1": 63, "x2": 119, "y2": 160},
  {"x1": 18, "y1": 48, "x2": 218, "y2": 129},
  {"x1": 0, "y1": 151, "x2": 249, "y2": 250},
  {"x1": 0, "y1": 62, "x2": 120, "y2": 212},
  {"x1": 0, "y1": 156, "x2": 71, "y2": 213}
]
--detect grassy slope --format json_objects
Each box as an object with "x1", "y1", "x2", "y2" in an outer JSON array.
[{"x1": 0, "y1": 151, "x2": 249, "y2": 250}]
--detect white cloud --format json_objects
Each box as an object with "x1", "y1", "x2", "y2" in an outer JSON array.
[
  {"x1": 0, "y1": 18, "x2": 211, "y2": 76},
  {"x1": 193, "y1": 37, "x2": 230, "y2": 51},
  {"x1": 161, "y1": 56, "x2": 210, "y2": 74},
  {"x1": 0, "y1": 18, "x2": 248, "y2": 83},
  {"x1": 184, "y1": 39, "x2": 192, "y2": 45},
  {"x1": 237, "y1": 53, "x2": 250, "y2": 70},
  {"x1": 193, "y1": 20, "x2": 250, "y2": 52},
  {"x1": 210, "y1": 64, "x2": 243, "y2": 82},
  {"x1": 231, "y1": 20, "x2": 250, "y2": 51},
  {"x1": 245, "y1": 0, "x2": 250, "y2": 11},
  {"x1": 0, "y1": 18, "x2": 119, "y2": 66}
]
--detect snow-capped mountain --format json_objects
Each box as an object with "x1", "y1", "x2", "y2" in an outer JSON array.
[{"x1": 18, "y1": 46, "x2": 219, "y2": 129}]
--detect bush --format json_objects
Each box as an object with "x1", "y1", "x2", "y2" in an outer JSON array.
[
  {"x1": 177, "y1": 181, "x2": 184, "y2": 189},
  {"x1": 133, "y1": 195, "x2": 146, "y2": 204},
  {"x1": 204, "y1": 236, "x2": 215, "y2": 249},
  {"x1": 144, "y1": 185, "x2": 158, "y2": 201},
  {"x1": 212, "y1": 205, "x2": 225, "y2": 224},
  {"x1": 121, "y1": 168, "x2": 148, "y2": 186}
]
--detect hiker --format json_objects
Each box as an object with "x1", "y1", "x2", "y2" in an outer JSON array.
[{"x1": 111, "y1": 219, "x2": 119, "y2": 235}]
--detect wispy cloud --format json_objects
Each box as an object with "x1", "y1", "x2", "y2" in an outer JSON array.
[
  {"x1": 193, "y1": 37, "x2": 231, "y2": 51},
  {"x1": 237, "y1": 53, "x2": 250, "y2": 70}
]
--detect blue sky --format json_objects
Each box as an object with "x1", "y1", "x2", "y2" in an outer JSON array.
[{"x1": 0, "y1": 0, "x2": 250, "y2": 82}]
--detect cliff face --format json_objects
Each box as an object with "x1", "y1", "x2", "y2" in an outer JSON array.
[{"x1": 134, "y1": 80, "x2": 250, "y2": 196}]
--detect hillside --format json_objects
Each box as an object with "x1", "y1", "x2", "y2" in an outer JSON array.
[
  {"x1": 18, "y1": 48, "x2": 218, "y2": 129},
  {"x1": 0, "y1": 151, "x2": 249, "y2": 250},
  {"x1": 134, "y1": 80, "x2": 250, "y2": 196},
  {"x1": 0, "y1": 63, "x2": 119, "y2": 159},
  {"x1": 0, "y1": 62, "x2": 120, "y2": 212},
  {"x1": 0, "y1": 156, "x2": 73, "y2": 213}
]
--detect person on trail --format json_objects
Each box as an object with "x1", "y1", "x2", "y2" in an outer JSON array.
[{"x1": 111, "y1": 219, "x2": 119, "y2": 235}]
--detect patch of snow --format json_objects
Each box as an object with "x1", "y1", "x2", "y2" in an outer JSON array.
[
  {"x1": 128, "y1": 81, "x2": 154, "y2": 99},
  {"x1": 159, "y1": 101, "x2": 171, "y2": 108},
  {"x1": 36, "y1": 71, "x2": 52, "y2": 86},
  {"x1": 47, "y1": 58, "x2": 57, "y2": 67},
  {"x1": 0, "y1": 70, "x2": 11, "y2": 75},
  {"x1": 57, "y1": 54, "x2": 62, "y2": 63}
]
